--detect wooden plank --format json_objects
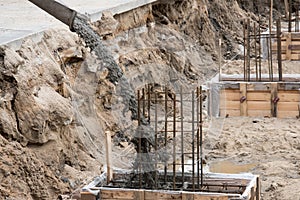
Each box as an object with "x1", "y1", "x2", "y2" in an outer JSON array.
[
  {"x1": 247, "y1": 101, "x2": 271, "y2": 110},
  {"x1": 278, "y1": 91, "x2": 300, "y2": 102},
  {"x1": 220, "y1": 109, "x2": 240, "y2": 117},
  {"x1": 193, "y1": 195, "x2": 228, "y2": 200},
  {"x1": 182, "y1": 193, "x2": 194, "y2": 200},
  {"x1": 282, "y1": 53, "x2": 300, "y2": 60},
  {"x1": 247, "y1": 91, "x2": 271, "y2": 101},
  {"x1": 278, "y1": 83, "x2": 300, "y2": 90},
  {"x1": 270, "y1": 83, "x2": 278, "y2": 117},
  {"x1": 286, "y1": 33, "x2": 292, "y2": 60},
  {"x1": 134, "y1": 190, "x2": 145, "y2": 200},
  {"x1": 101, "y1": 190, "x2": 135, "y2": 199},
  {"x1": 220, "y1": 89, "x2": 240, "y2": 101},
  {"x1": 221, "y1": 83, "x2": 240, "y2": 89},
  {"x1": 220, "y1": 101, "x2": 240, "y2": 110},
  {"x1": 81, "y1": 192, "x2": 97, "y2": 200},
  {"x1": 277, "y1": 111, "x2": 299, "y2": 118},
  {"x1": 277, "y1": 102, "x2": 299, "y2": 111},
  {"x1": 105, "y1": 131, "x2": 113, "y2": 184},
  {"x1": 248, "y1": 110, "x2": 271, "y2": 117},
  {"x1": 240, "y1": 83, "x2": 247, "y2": 116},
  {"x1": 144, "y1": 191, "x2": 181, "y2": 200},
  {"x1": 246, "y1": 83, "x2": 270, "y2": 91}
]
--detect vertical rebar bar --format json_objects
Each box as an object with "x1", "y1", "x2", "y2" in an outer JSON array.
[
  {"x1": 154, "y1": 93, "x2": 158, "y2": 189},
  {"x1": 289, "y1": 0, "x2": 292, "y2": 32},
  {"x1": 243, "y1": 20, "x2": 246, "y2": 81},
  {"x1": 137, "y1": 90, "x2": 142, "y2": 188},
  {"x1": 180, "y1": 87, "x2": 184, "y2": 187},
  {"x1": 142, "y1": 88, "x2": 145, "y2": 118},
  {"x1": 254, "y1": 23, "x2": 258, "y2": 81},
  {"x1": 247, "y1": 18, "x2": 251, "y2": 81},
  {"x1": 258, "y1": 19, "x2": 262, "y2": 81},
  {"x1": 277, "y1": 18, "x2": 283, "y2": 81},
  {"x1": 192, "y1": 91, "x2": 195, "y2": 191},
  {"x1": 148, "y1": 85, "x2": 151, "y2": 122},
  {"x1": 267, "y1": 35, "x2": 271, "y2": 81},
  {"x1": 200, "y1": 86, "x2": 203, "y2": 188},
  {"x1": 173, "y1": 93, "x2": 176, "y2": 189},
  {"x1": 196, "y1": 88, "x2": 200, "y2": 189},
  {"x1": 164, "y1": 87, "x2": 168, "y2": 184},
  {"x1": 269, "y1": 0, "x2": 274, "y2": 81},
  {"x1": 296, "y1": 4, "x2": 300, "y2": 32}
]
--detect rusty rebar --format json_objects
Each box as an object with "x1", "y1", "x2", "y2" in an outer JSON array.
[
  {"x1": 269, "y1": 0, "x2": 274, "y2": 82},
  {"x1": 254, "y1": 23, "x2": 258, "y2": 81},
  {"x1": 200, "y1": 86, "x2": 203, "y2": 188},
  {"x1": 173, "y1": 93, "x2": 176, "y2": 189},
  {"x1": 164, "y1": 87, "x2": 168, "y2": 184},
  {"x1": 289, "y1": 0, "x2": 292, "y2": 32},
  {"x1": 192, "y1": 91, "x2": 195, "y2": 191},
  {"x1": 180, "y1": 87, "x2": 184, "y2": 187},
  {"x1": 258, "y1": 19, "x2": 262, "y2": 81},
  {"x1": 147, "y1": 85, "x2": 151, "y2": 122},
  {"x1": 243, "y1": 20, "x2": 246, "y2": 81},
  {"x1": 247, "y1": 19, "x2": 251, "y2": 82},
  {"x1": 142, "y1": 88, "x2": 146, "y2": 118},
  {"x1": 154, "y1": 93, "x2": 158, "y2": 189},
  {"x1": 196, "y1": 88, "x2": 200, "y2": 189},
  {"x1": 137, "y1": 90, "x2": 142, "y2": 188},
  {"x1": 277, "y1": 18, "x2": 283, "y2": 81}
]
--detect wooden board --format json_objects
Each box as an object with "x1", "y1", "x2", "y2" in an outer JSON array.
[
  {"x1": 278, "y1": 91, "x2": 300, "y2": 102},
  {"x1": 193, "y1": 195, "x2": 228, "y2": 200},
  {"x1": 282, "y1": 53, "x2": 300, "y2": 60},
  {"x1": 144, "y1": 191, "x2": 182, "y2": 200},
  {"x1": 248, "y1": 101, "x2": 271, "y2": 110},
  {"x1": 220, "y1": 89, "x2": 240, "y2": 101},
  {"x1": 277, "y1": 111, "x2": 300, "y2": 118},
  {"x1": 240, "y1": 83, "x2": 247, "y2": 116},
  {"x1": 246, "y1": 83, "x2": 271, "y2": 91},
  {"x1": 101, "y1": 189, "x2": 135, "y2": 199},
  {"x1": 277, "y1": 102, "x2": 299, "y2": 111},
  {"x1": 247, "y1": 91, "x2": 271, "y2": 101},
  {"x1": 220, "y1": 101, "x2": 240, "y2": 110},
  {"x1": 248, "y1": 110, "x2": 271, "y2": 117}
]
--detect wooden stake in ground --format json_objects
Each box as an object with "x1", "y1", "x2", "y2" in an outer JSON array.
[{"x1": 105, "y1": 131, "x2": 113, "y2": 184}]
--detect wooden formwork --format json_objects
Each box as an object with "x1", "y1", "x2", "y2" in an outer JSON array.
[
  {"x1": 219, "y1": 82, "x2": 300, "y2": 118},
  {"x1": 272, "y1": 32, "x2": 300, "y2": 60},
  {"x1": 81, "y1": 172, "x2": 260, "y2": 200}
]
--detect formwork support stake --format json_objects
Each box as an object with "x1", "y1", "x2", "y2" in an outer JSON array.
[{"x1": 105, "y1": 131, "x2": 113, "y2": 184}]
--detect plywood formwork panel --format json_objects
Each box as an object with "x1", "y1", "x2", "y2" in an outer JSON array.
[
  {"x1": 220, "y1": 90, "x2": 240, "y2": 101},
  {"x1": 277, "y1": 111, "x2": 299, "y2": 118},
  {"x1": 144, "y1": 191, "x2": 182, "y2": 200},
  {"x1": 247, "y1": 91, "x2": 271, "y2": 101},
  {"x1": 100, "y1": 189, "x2": 145, "y2": 200},
  {"x1": 278, "y1": 91, "x2": 300, "y2": 102},
  {"x1": 247, "y1": 101, "x2": 271, "y2": 110},
  {"x1": 248, "y1": 110, "x2": 271, "y2": 117},
  {"x1": 277, "y1": 102, "x2": 299, "y2": 111},
  {"x1": 220, "y1": 101, "x2": 240, "y2": 110}
]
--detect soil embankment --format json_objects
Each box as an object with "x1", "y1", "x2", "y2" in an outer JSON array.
[{"x1": 0, "y1": 0, "x2": 299, "y2": 199}]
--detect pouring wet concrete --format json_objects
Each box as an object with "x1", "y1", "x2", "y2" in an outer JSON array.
[{"x1": 0, "y1": 0, "x2": 157, "y2": 45}]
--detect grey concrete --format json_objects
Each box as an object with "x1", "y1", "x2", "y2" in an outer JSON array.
[{"x1": 0, "y1": 0, "x2": 157, "y2": 45}]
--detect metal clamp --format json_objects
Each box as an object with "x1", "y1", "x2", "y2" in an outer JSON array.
[
  {"x1": 240, "y1": 96, "x2": 247, "y2": 103},
  {"x1": 273, "y1": 97, "x2": 280, "y2": 103}
]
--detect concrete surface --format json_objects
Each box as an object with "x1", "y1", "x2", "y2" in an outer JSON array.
[{"x1": 0, "y1": 0, "x2": 157, "y2": 45}]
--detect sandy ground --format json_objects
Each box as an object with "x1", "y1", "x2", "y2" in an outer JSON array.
[{"x1": 204, "y1": 116, "x2": 300, "y2": 200}]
